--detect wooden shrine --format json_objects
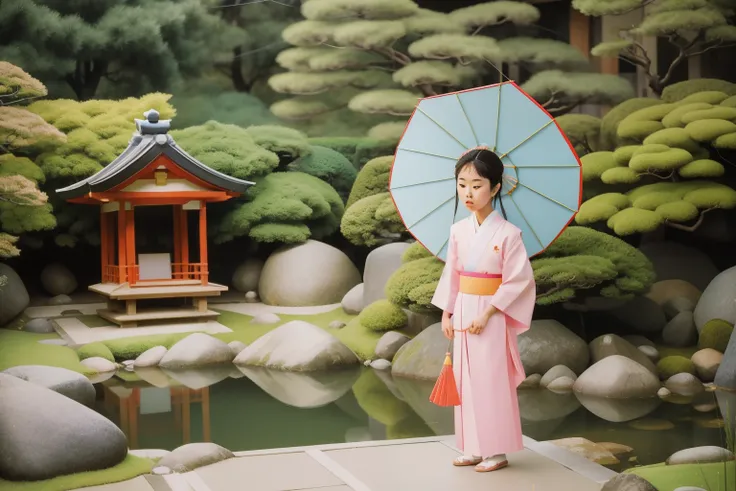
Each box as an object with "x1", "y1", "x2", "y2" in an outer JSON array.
[{"x1": 55, "y1": 109, "x2": 254, "y2": 327}]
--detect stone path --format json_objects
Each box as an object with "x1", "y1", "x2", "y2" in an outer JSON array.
[
  {"x1": 75, "y1": 436, "x2": 615, "y2": 491},
  {"x1": 53, "y1": 317, "x2": 232, "y2": 345}
]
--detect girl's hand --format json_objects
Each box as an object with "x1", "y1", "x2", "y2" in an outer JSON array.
[
  {"x1": 442, "y1": 314, "x2": 454, "y2": 340},
  {"x1": 468, "y1": 315, "x2": 487, "y2": 335},
  {"x1": 469, "y1": 309, "x2": 494, "y2": 335}
]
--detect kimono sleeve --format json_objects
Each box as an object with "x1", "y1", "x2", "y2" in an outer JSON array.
[
  {"x1": 430, "y1": 227, "x2": 460, "y2": 314},
  {"x1": 491, "y1": 230, "x2": 536, "y2": 334}
]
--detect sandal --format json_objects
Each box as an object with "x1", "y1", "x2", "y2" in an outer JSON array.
[
  {"x1": 453, "y1": 455, "x2": 482, "y2": 466},
  {"x1": 474, "y1": 457, "x2": 509, "y2": 473}
]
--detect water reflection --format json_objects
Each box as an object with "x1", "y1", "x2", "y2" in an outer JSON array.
[{"x1": 94, "y1": 366, "x2": 731, "y2": 467}]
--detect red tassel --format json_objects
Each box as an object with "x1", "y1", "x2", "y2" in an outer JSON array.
[{"x1": 429, "y1": 352, "x2": 461, "y2": 407}]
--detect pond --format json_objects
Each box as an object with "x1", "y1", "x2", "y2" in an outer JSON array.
[{"x1": 93, "y1": 365, "x2": 733, "y2": 471}]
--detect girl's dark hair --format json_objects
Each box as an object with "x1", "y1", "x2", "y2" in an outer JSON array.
[{"x1": 453, "y1": 147, "x2": 507, "y2": 221}]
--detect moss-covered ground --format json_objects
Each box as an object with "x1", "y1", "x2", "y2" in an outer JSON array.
[
  {"x1": 625, "y1": 460, "x2": 736, "y2": 491},
  {"x1": 0, "y1": 454, "x2": 154, "y2": 491},
  {"x1": 0, "y1": 306, "x2": 414, "y2": 373}
]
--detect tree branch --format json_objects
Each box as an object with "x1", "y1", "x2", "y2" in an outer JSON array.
[
  {"x1": 659, "y1": 32, "x2": 702, "y2": 88},
  {"x1": 665, "y1": 207, "x2": 714, "y2": 232}
]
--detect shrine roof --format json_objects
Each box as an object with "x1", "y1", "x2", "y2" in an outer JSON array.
[{"x1": 55, "y1": 109, "x2": 255, "y2": 200}]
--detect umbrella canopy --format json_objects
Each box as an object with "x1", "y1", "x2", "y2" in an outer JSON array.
[{"x1": 389, "y1": 81, "x2": 582, "y2": 261}]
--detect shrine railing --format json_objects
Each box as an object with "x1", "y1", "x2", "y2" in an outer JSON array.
[{"x1": 102, "y1": 263, "x2": 209, "y2": 286}]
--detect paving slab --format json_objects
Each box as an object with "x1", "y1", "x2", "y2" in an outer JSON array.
[
  {"x1": 53, "y1": 317, "x2": 231, "y2": 344},
  {"x1": 325, "y1": 441, "x2": 602, "y2": 491},
  {"x1": 194, "y1": 452, "x2": 345, "y2": 491}
]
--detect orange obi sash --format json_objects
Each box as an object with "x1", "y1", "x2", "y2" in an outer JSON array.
[{"x1": 458, "y1": 271, "x2": 502, "y2": 296}]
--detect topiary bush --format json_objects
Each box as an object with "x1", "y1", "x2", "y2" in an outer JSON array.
[
  {"x1": 76, "y1": 342, "x2": 115, "y2": 362},
  {"x1": 657, "y1": 355, "x2": 697, "y2": 380},
  {"x1": 358, "y1": 299, "x2": 408, "y2": 332},
  {"x1": 698, "y1": 319, "x2": 734, "y2": 352},
  {"x1": 289, "y1": 145, "x2": 358, "y2": 200}
]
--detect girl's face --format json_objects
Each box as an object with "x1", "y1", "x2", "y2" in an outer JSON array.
[{"x1": 457, "y1": 164, "x2": 500, "y2": 212}]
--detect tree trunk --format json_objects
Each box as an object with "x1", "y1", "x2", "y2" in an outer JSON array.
[
  {"x1": 65, "y1": 60, "x2": 108, "y2": 101},
  {"x1": 230, "y1": 47, "x2": 252, "y2": 92}
]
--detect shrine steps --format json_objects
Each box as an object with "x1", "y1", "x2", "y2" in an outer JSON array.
[
  {"x1": 89, "y1": 282, "x2": 227, "y2": 300},
  {"x1": 97, "y1": 307, "x2": 220, "y2": 328}
]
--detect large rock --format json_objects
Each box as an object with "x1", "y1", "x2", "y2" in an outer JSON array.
[
  {"x1": 375, "y1": 331, "x2": 411, "y2": 361},
  {"x1": 392, "y1": 322, "x2": 446, "y2": 381},
  {"x1": 231, "y1": 258, "x2": 264, "y2": 293},
  {"x1": 518, "y1": 320, "x2": 590, "y2": 376},
  {"x1": 666, "y1": 446, "x2": 734, "y2": 465},
  {"x1": 639, "y1": 241, "x2": 719, "y2": 291},
  {"x1": 341, "y1": 283, "x2": 364, "y2": 315},
  {"x1": 259, "y1": 240, "x2": 361, "y2": 306},
  {"x1": 0, "y1": 264, "x2": 29, "y2": 325},
  {"x1": 661, "y1": 311, "x2": 697, "y2": 347},
  {"x1": 134, "y1": 346, "x2": 168, "y2": 368},
  {"x1": 24, "y1": 318, "x2": 55, "y2": 334},
  {"x1": 0, "y1": 373, "x2": 127, "y2": 481},
  {"x1": 40, "y1": 262, "x2": 78, "y2": 296},
  {"x1": 691, "y1": 348, "x2": 722, "y2": 382},
  {"x1": 233, "y1": 320, "x2": 359, "y2": 371},
  {"x1": 645, "y1": 279, "x2": 702, "y2": 308},
  {"x1": 2, "y1": 365, "x2": 96, "y2": 407},
  {"x1": 694, "y1": 266, "x2": 736, "y2": 332},
  {"x1": 574, "y1": 355, "x2": 661, "y2": 399},
  {"x1": 589, "y1": 334, "x2": 658, "y2": 375},
  {"x1": 714, "y1": 329, "x2": 736, "y2": 390},
  {"x1": 159, "y1": 333, "x2": 233, "y2": 369},
  {"x1": 363, "y1": 242, "x2": 411, "y2": 306},
  {"x1": 157, "y1": 443, "x2": 234, "y2": 473},
  {"x1": 601, "y1": 473, "x2": 657, "y2": 491},
  {"x1": 610, "y1": 296, "x2": 667, "y2": 334}
]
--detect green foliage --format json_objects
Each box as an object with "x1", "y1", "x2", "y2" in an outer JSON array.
[
  {"x1": 0, "y1": 60, "x2": 47, "y2": 99},
  {"x1": 340, "y1": 192, "x2": 405, "y2": 246},
  {"x1": 244, "y1": 125, "x2": 312, "y2": 163},
  {"x1": 29, "y1": 93, "x2": 175, "y2": 179},
  {"x1": 367, "y1": 121, "x2": 406, "y2": 142},
  {"x1": 577, "y1": 181, "x2": 736, "y2": 235},
  {"x1": 76, "y1": 342, "x2": 115, "y2": 362},
  {"x1": 216, "y1": 171, "x2": 344, "y2": 244},
  {"x1": 383, "y1": 226, "x2": 652, "y2": 311},
  {"x1": 698, "y1": 318, "x2": 734, "y2": 352},
  {"x1": 272, "y1": 0, "x2": 633, "y2": 128},
  {"x1": 289, "y1": 145, "x2": 358, "y2": 200},
  {"x1": 346, "y1": 155, "x2": 392, "y2": 207},
  {"x1": 170, "y1": 91, "x2": 280, "y2": 130},
  {"x1": 556, "y1": 114, "x2": 603, "y2": 156},
  {"x1": 600, "y1": 97, "x2": 665, "y2": 150},
  {"x1": 385, "y1": 255, "x2": 444, "y2": 313},
  {"x1": 358, "y1": 299, "x2": 408, "y2": 332},
  {"x1": 532, "y1": 226, "x2": 655, "y2": 305},
  {"x1": 576, "y1": 1, "x2": 736, "y2": 95},
  {"x1": 0, "y1": 0, "x2": 241, "y2": 100},
  {"x1": 307, "y1": 136, "x2": 396, "y2": 168},
  {"x1": 170, "y1": 121, "x2": 279, "y2": 180},
  {"x1": 522, "y1": 70, "x2": 635, "y2": 116},
  {"x1": 657, "y1": 355, "x2": 697, "y2": 380}
]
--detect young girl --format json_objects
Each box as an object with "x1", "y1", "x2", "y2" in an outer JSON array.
[{"x1": 430, "y1": 147, "x2": 536, "y2": 473}]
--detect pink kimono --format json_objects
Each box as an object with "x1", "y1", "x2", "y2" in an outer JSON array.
[{"x1": 431, "y1": 210, "x2": 536, "y2": 458}]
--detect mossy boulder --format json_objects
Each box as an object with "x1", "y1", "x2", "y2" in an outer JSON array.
[
  {"x1": 657, "y1": 355, "x2": 697, "y2": 380},
  {"x1": 76, "y1": 342, "x2": 116, "y2": 362},
  {"x1": 698, "y1": 319, "x2": 734, "y2": 352},
  {"x1": 358, "y1": 300, "x2": 408, "y2": 332}
]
